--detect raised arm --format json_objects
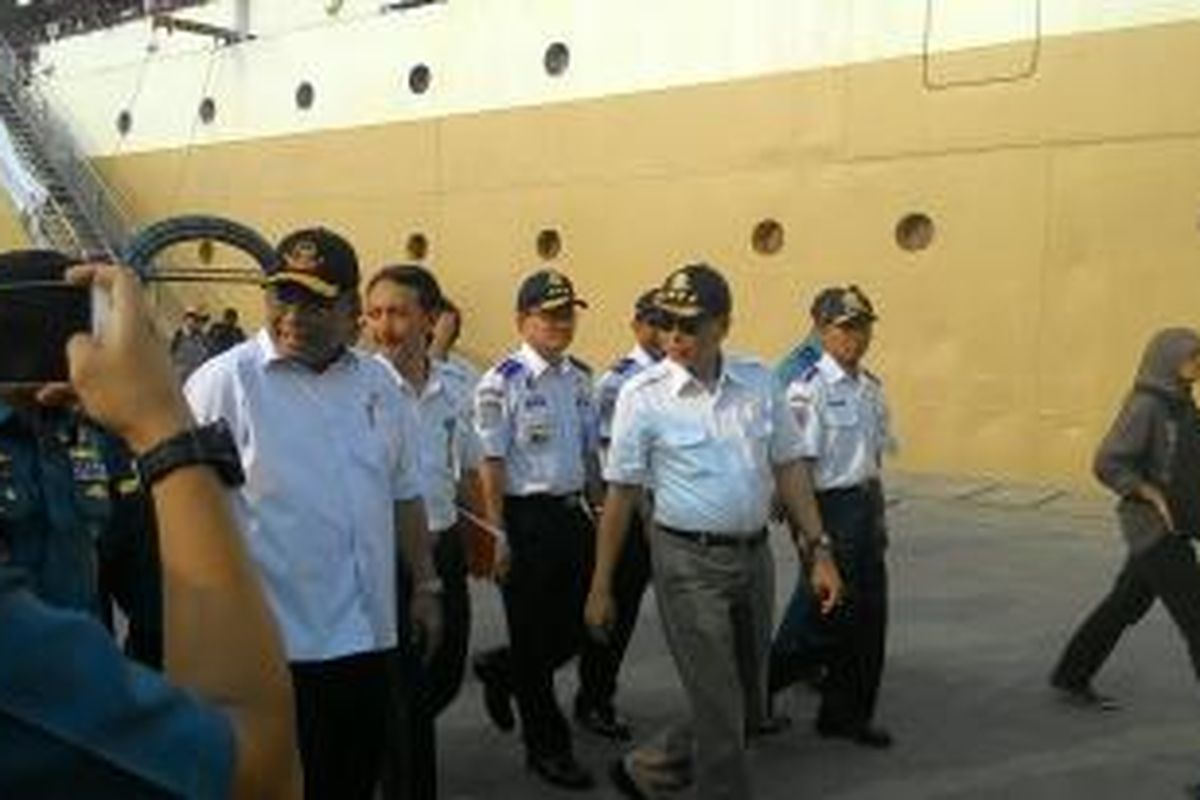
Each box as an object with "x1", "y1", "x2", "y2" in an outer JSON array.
[{"x1": 66, "y1": 264, "x2": 299, "y2": 800}]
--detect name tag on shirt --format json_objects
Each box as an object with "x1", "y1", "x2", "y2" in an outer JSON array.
[{"x1": 824, "y1": 397, "x2": 858, "y2": 427}]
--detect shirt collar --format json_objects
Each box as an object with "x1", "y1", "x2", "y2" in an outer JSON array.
[
  {"x1": 629, "y1": 345, "x2": 658, "y2": 368},
  {"x1": 256, "y1": 328, "x2": 357, "y2": 372},
  {"x1": 519, "y1": 342, "x2": 567, "y2": 379},
  {"x1": 817, "y1": 352, "x2": 856, "y2": 384},
  {"x1": 665, "y1": 353, "x2": 741, "y2": 397},
  {"x1": 384, "y1": 354, "x2": 446, "y2": 401}
]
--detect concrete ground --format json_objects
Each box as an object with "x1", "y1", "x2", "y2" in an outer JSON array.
[{"x1": 434, "y1": 474, "x2": 1200, "y2": 799}]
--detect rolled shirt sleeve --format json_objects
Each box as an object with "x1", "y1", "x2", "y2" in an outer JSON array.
[
  {"x1": 785, "y1": 378, "x2": 822, "y2": 460},
  {"x1": 454, "y1": 396, "x2": 484, "y2": 473},
  {"x1": 768, "y1": 382, "x2": 809, "y2": 466},
  {"x1": 603, "y1": 387, "x2": 650, "y2": 486},
  {"x1": 473, "y1": 372, "x2": 511, "y2": 459}
]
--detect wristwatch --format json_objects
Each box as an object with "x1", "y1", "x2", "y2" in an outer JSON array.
[
  {"x1": 808, "y1": 533, "x2": 834, "y2": 554},
  {"x1": 136, "y1": 421, "x2": 245, "y2": 488},
  {"x1": 415, "y1": 577, "x2": 444, "y2": 596}
]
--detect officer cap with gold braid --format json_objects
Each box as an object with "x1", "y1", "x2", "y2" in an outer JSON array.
[
  {"x1": 812, "y1": 285, "x2": 878, "y2": 326},
  {"x1": 516, "y1": 268, "x2": 588, "y2": 313},
  {"x1": 654, "y1": 263, "x2": 732, "y2": 319},
  {"x1": 266, "y1": 227, "x2": 360, "y2": 300}
]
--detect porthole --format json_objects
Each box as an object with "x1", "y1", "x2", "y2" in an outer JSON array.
[
  {"x1": 197, "y1": 238, "x2": 215, "y2": 265},
  {"x1": 198, "y1": 96, "x2": 216, "y2": 124},
  {"x1": 536, "y1": 228, "x2": 562, "y2": 260},
  {"x1": 406, "y1": 232, "x2": 429, "y2": 261},
  {"x1": 295, "y1": 81, "x2": 315, "y2": 111},
  {"x1": 544, "y1": 42, "x2": 570, "y2": 77},
  {"x1": 408, "y1": 64, "x2": 432, "y2": 95},
  {"x1": 751, "y1": 219, "x2": 785, "y2": 255},
  {"x1": 896, "y1": 212, "x2": 935, "y2": 252},
  {"x1": 116, "y1": 109, "x2": 132, "y2": 136}
]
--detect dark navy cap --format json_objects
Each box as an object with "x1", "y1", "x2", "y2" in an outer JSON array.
[
  {"x1": 634, "y1": 289, "x2": 664, "y2": 323},
  {"x1": 812, "y1": 285, "x2": 877, "y2": 326},
  {"x1": 516, "y1": 269, "x2": 588, "y2": 313},
  {"x1": 654, "y1": 263, "x2": 732, "y2": 319},
  {"x1": 268, "y1": 227, "x2": 360, "y2": 299}
]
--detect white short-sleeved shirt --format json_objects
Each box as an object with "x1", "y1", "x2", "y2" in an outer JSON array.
[
  {"x1": 380, "y1": 356, "x2": 481, "y2": 533},
  {"x1": 185, "y1": 330, "x2": 422, "y2": 662},
  {"x1": 785, "y1": 352, "x2": 897, "y2": 491},
  {"x1": 474, "y1": 343, "x2": 597, "y2": 497},
  {"x1": 605, "y1": 354, "x2": 807, "y2": 535}
]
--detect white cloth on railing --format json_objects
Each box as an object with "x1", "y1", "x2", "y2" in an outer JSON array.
[{"x1": 0, "y1": 117, "x2": 47, "y2": 215}]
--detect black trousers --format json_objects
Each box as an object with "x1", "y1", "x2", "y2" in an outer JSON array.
[
  {"x1": 291, "y1": 649, "x2": 394, "y2": 800},
  {"x1": 1052, "y1": 534, "x2": 1200, "y2": 689},
  {"x1": 383, "y1": 523, "x2": 472, "y2": 800},
  {"x1": 477, "y1": 494, "x2": 592, "y2": 758},
  {"x1": 814, "y1": 486, "x2": 889, "y2": 730},
  {"x1": 576, "y1": 512, "x2": 651, "y2": 713}
]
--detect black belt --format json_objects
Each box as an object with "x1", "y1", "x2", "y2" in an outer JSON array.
[
  {"x1": 816, "y1": 482, "x2": 871, "y2": 499},
  {"x1": 659, "y1": 525, "x2": 767, "y2": 549},
  {"x1": 507, "y1": 492, "x2": 582, "y2": 506}
]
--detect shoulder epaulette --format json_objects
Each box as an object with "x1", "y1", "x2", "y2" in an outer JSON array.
[
  {"x1": 497, "y1": 357, "x2": 526, "y2": 380},
  {"x1": 611, "y1": 356, "x2": 637, "y2": 376},
  {"x1": 568, "y1": 355, "x2": 593, "y2": 375}
]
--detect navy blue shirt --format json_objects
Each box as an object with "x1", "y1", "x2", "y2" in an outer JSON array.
[
  {"x1": 0, "y1": 402, "x2": 159, "y2": 621},
  {"x1": 0, "y1": 567, "x2": 235, "y2": 798}
]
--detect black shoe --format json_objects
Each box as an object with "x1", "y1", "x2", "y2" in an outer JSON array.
[
  {"x1": 751, "y1": 713, "x2": 793, "y2": 738},
  {"x1": 1051, "y1": 680, "x2": 1121, "y2": 712},
  {"x1": 526, "y1": 752, "x2": 596, "y2": 790},
  {"x1": 608, "y1": 758, "x2": 648, "y2": 800},
  {"x1": 574, "y1": 701, "x2": 633, "y2": 741},
  {"x1": 816, "y1": 720, "x2": 895, "y2": 749},
  {"x1": 473, "y1": 654, "x2": 514, "y2": 732}
]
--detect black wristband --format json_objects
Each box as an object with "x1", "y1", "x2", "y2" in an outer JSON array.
[{"x1": 136, "y1": 421, "x2": 245, "y2": 488}]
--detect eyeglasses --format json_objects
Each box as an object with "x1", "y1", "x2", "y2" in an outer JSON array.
[{"x1": 657, "y1": 312, "x2": 708, "y2": 336}]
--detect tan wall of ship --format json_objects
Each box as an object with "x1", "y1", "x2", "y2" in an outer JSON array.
[
  {"x1": 91, "y1": 20, "x2": 1200, "y2": 486},
  {"x1": 0, "y1": 196, "x2": 32, "y2": 252}
]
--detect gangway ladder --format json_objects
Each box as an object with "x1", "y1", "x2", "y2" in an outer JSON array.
[{"x1": 0, "y1": 36, "x2": 131, "y2": 260}]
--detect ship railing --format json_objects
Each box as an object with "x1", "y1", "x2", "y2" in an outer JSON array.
[{"x1": 0, "y1": 33, "x2": 134, "y2": 259}]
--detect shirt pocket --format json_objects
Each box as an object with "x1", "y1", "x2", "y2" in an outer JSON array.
[
  {"x1": 822, "y1": 398, "x2": 859, "y2": 428},
  {"x1": 661, "y1": 424, "x2": 712, "y2": 477}
]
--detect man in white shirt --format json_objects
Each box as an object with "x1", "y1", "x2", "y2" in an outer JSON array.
[
  {"x1": 185, "y1": 228, "x2": 441, "y2": 800},
  {"x1": 587, "y1": 264, "x2": 843, "y2": 800},
  {"x1": 782, "y1": 285, "x2": 896, "y2": 749},
  {"x1": 471, "y1": 269, "x2": 600, "y2": 790},
  {"x1": 363, "y1": 264, "x2": 481, "y2": 800}
]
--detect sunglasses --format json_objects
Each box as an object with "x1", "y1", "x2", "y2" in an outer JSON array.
[
  {"x1": 657, "y1": 312, "x2": 709, "y2": 336},
  {"x1": 270, "y1": 283, "x2": 337, "y2": 311}
]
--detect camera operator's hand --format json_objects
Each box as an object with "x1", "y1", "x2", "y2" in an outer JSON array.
[{"x1": 63, "y1": 264, "x2": 192, "y2": 453}]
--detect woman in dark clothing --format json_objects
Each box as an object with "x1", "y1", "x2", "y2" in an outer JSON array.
[{"x1": 1051, "y1": 327, "x2": 1200, "y2": 709}]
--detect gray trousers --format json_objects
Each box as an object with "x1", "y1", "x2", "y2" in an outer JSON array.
[{"x1": 625, "y1": 527, "x2": 775, "y2": 800}]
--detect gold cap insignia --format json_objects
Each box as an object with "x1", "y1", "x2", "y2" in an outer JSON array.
[
  {"x1": 658, "y1": 271, "x2": 701, "y2": 311},
  {"x1": 284, "y1": 239, "x2": 324, "y2": 274}
]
